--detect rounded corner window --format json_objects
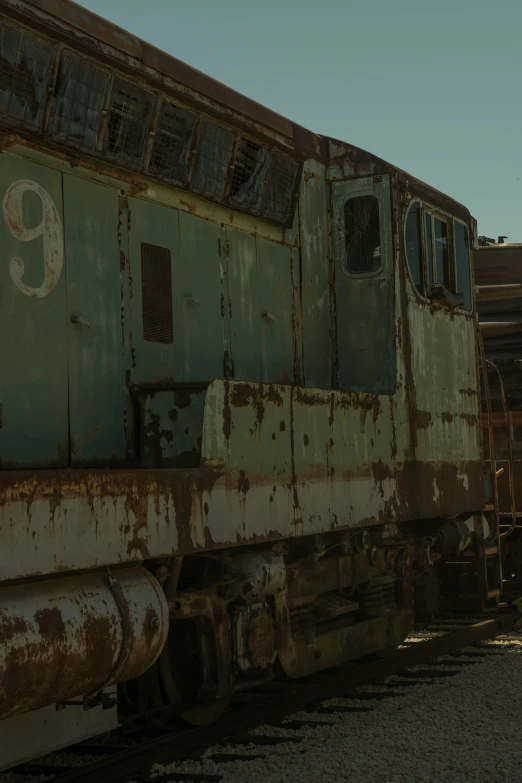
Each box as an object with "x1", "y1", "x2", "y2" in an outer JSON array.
[
  {"x1": 344, "y1": 195, "x2": 382, "y2": 275},
  {"x1": 405, "y1": 199, "x2": 424, "y2": 295}
]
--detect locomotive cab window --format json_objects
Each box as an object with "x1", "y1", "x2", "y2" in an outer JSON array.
[
  {"x1": 405, "y1": 201, "x2": 423, "y2": 293},
  {"x1": 344, "y1": 195, "x2": 382, "y2": 274},
  {"x1": 404, "y1": 199, "x2": 473, "y2": 311},
  {"x1": 428, "y1": 214, "x2": 450, "y2": 288}
]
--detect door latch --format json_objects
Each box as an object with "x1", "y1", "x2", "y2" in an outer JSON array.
[{"x1": 70, "y1": 314, "x2": 92, "y2": 328}]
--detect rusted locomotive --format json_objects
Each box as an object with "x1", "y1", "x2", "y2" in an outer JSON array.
[{"x1": 0, "y1": 0, "x2": 497, "y2": 768}]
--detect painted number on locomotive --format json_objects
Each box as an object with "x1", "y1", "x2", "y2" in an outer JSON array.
[{"x1": 2, "y1": 180, "x2": 64, "y2": 299}]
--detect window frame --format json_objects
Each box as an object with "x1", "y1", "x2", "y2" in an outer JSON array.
[
  {"x1": 341, "y1": 191, "x2": 387, "y2": 280},
  {"x1": 453, "y1": 218, "x2": 472, "y2": 312},
  {"x1": 0, "y1": 18, "x2": 302, "y2": 229},
  {"x1": 403, "y1": 198, "x2": 473, "y2": 313}
]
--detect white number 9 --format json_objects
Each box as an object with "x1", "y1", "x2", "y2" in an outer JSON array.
[{"x1": 2, "y1": 179, "x2": 64, "y2": 299}]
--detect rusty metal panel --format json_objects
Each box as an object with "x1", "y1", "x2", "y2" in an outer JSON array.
[
  {"x1": 474, "y1": 244, "x2": 522, "y2": 285},
  {"x1": 139, "y1": 387, "x2": 205, "y2": 468},
  {"x1": 299, "y1": 160, "x2": 331, "y2": 388},
  {"x1": 0, "y1": 152, "x2": 68, "y2": 467},
  {"x1": 227, "y1": 228, "x2": 261, "y2": 381},
  {"x1": 283, "y1": 199, "x2": 299, "y2": 246},
  {"x1": 0, "y1": 470, "x2": 180, "y2": 580},
  {"x1": 255, "y1": 237, "x2": 294, "y2": 384},
  {"x1": 64, "y1": 174, "x2": 126, "y2": 465},
  {"x1": 225, "y1": 381, "x2": 292, "y2": 483},
  {"x1": 332, "y1": 174, "x2": 395, "y2": 394},
  {"x1": 179, "y1": 211, "x2": 226, "y2": 382},
  {"x1": 409, "y1": 303, "x2": 480, "y2": 463},
  {"x1": 128, "y1": 196, "x2": 183, "y2": 384},
  {"x1": 0, "y1": 566, "x2": 168, "y2": 719}
]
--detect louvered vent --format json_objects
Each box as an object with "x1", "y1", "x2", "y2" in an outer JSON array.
[{"x1": 141, "y1": 243, "x2": 173, "y2": 344}]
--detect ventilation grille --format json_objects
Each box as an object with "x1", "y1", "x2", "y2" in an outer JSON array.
[
  {"x1": 0, "y1": 21, "x2": 54, "y2": 128},
  {"x1": 141, "y1": 243, "x2": 173, "y2": 344},
  {"x1": 229, "y1": 138, "x2": 269, "y2": 214},
  {"x1": 149, "y1": 101, "x2": 196, "y2": 185},
  {"x1": 50, "y1": 52, "x2": 108, "y2": 151},
  {"x1": 264, "y1": 153, "x2": 299, "y2": 224},
  {"x1": 106, "y1": 77, "x2": 153, "y2": 165},
  {"x1": 192, "y1": 120, "x2": 234, "y2": 199}
]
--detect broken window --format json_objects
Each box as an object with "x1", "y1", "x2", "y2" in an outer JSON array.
[
  {"x1": 148, "y1": 101, "x2": 197, "y2": 185},
  {"x1": 49, "y1": 52, "x2": 108, "y2": 152},
  {"x1": 141, "y1": 242, "x2": 173, "y2": 344},
  {"x1": 105, "y1": 77, "x2": 153, "y2": 166},
  {"x1": 0, "y1": 21, "x2": 54, "y2": 128},
  {"x1": 455, "y1": 221, "x2": 471, "y2": 310},
  {"x1": 344, "y1": 195, "x2": 382, "y2": 274},
  {"x1": 263, "y1": 152, "x2": 299, "y2": 225},
  {"x1": 405, "y1": 200, "x2": 424, "y2": 294},
  {"x1": 192, "y1": 121, "x2": 234, "y2": 199},
  {"x1": 229, "y1": 138, "x2": 270, "y2": 214}
]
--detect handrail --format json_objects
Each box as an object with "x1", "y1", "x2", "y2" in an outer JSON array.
[{"x1": 485, "y1": 359, "x2": 517, "y2": 538}]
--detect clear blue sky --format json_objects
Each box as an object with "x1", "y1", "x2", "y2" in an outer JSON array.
[{"x1": 78, "y1": 0, "x2": 522, "y2": 241}]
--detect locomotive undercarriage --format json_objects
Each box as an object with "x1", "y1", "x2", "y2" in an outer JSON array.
[
  {"x1": 0, "y1": 511, "x2": 495, "y2": 769},
  {"x1": 122, "y1": 514, "x2": 489, "y2": 725}
]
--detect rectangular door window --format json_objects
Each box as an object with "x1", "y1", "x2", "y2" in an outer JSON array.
[{"x1": 344, "y1": 195, "x2": 381, "y2": 275}]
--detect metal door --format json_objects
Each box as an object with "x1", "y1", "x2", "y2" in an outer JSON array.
[
  {"x1": 332, "y1": 175, "x2": 395, "y2": 394},
  {"x1": 128, "y1": 197, "x2": 183, "y2": 385},
  {"x1": 64, "y1": 174, "x2": 126, "y2": 465},
  {"x1": 179, "y1": 212, "x2": 225, "y2": 382},
  {"x1": 0, "y1": 155, "x2": 68, "y2": 467},
  {"x1": 256, "y1": 237, "x2": 294, "y2": 384},
  {"x1": 227, "y1": 227, "x2": 261, "y2": 381}
]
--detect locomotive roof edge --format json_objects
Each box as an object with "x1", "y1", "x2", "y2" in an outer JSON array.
[{"x1": 3, "y1": 0, "x2": 471, "y2": 223}]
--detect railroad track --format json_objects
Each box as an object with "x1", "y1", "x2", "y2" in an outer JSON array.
[{"x1": 2, "y1": 610, "x2": 518, "y2": 783}]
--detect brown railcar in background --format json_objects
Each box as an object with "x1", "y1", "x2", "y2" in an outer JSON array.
[{"x1": 475, "y1": 241, "x2": 522, "y2": 595}]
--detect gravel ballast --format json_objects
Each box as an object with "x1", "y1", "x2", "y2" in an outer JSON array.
[{"x1": 149, "y1": 631, "x2": 522, "y2": 783}]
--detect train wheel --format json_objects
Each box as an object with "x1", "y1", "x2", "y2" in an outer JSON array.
[{"x1": 158, "y1": 618, "x2": 229, "y2": 725}]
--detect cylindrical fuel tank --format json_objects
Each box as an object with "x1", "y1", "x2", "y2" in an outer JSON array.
[{"x1": 0, "y1": 566, "x2": 169, "y2": 719}]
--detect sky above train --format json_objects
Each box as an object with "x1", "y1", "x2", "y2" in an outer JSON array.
[{"x1": 78, "y1": 0, "x2": 522, "y2": 243}]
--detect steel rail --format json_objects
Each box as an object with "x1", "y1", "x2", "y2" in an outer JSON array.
[{"x1": 10, "y1": 611, "x2": 518, "y2": 783}]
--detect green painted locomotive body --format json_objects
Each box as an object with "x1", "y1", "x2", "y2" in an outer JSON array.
[{"x1": 0, "y1": 0, "x2": 489, "y2": 766}]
